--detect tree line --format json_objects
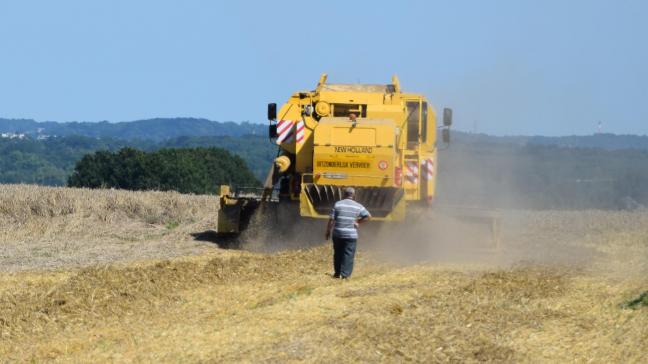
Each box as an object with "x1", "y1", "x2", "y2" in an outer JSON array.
[
  {"x1": 68, "y1": 147, "x2": 259, "y2": 194},
  {"x1": 3, "y1": 132, "x2": 648, "y2": 208}
]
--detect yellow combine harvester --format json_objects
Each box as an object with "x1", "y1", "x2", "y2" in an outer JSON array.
[{"x1": 217, "y1": 74, "x2": 497, "y2": 247}]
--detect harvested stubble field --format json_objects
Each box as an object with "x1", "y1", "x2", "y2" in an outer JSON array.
[{"x1": 0, "y1": 185, "x2": 646, "y2": 362}]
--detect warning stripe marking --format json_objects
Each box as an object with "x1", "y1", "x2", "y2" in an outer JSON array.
[
  {"x1": 295, "y1": 120, "x2": 305, "y2": 143},
  {"x1": 276, "y1": 120, "x2": 295, "y2": 145},
  {"x1": 405, "y1": 161, "x2": 419, "y2": 184},
  {"x1": 424, "y1": 158, "x2": 434, "y2": 180},
  {"x1": 277, "y1": 119, "x2": 292, "y2": 134}
]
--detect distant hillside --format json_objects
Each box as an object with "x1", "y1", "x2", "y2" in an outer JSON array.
[
  {"x1": 0, "y1": 118, "x2": 266, "y2": 141},
  {"x1": 437, "y1": 142, "x2": 648, "y2": 210},
  {"x1": 2, "y1": 117, "x2": 648, "y2": 209},
  {"x1": 3, "y1": 118, "x2": 647, "y2": 151},
  {"x1": 0, "y1": 135, "x2": 274, "y2": 186},
  {"x1": 453, "y1": 131, "x2": 648, "y2": 151},
  {"x1": 2, "y1": 132, "x2": 648, "y2": 209}
]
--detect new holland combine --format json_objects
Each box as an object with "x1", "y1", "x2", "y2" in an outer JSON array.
[{"x1": 217, "y1": 74, "x2": 498, "y2": 247}]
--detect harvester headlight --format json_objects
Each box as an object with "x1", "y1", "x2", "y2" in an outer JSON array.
[{"x1": 274, "y1": 155, "x2": 291, "y2": 173}]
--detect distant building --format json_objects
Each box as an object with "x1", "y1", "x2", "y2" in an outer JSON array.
[{"x1": 0, "y1": 132, "x2": 26, "y2": 139}]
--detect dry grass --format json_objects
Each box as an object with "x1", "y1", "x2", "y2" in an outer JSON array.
[
  {"x1": 0, "y1": 185, "x2": 647, "y2": 362},
  {"x1": 0, "y1": 184, "x2": 219, "y2": 271}
]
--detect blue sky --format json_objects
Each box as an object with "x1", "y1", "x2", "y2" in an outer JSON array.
[{"x1": 0, "y1": 0, "x2": 646, "y2": 135}]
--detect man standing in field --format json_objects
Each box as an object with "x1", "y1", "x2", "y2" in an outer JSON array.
[{"x1": 325, "y1": 187, "x2": 371, "y2": 279}]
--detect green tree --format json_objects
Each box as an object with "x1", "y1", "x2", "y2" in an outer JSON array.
[{"x1": 67, "y1": 147, "x2": 259, "y2": 194}]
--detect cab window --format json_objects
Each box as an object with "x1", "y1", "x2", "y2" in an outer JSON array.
[{"x1": 406, "y1": 101, "x2": 420, "y2": 145}]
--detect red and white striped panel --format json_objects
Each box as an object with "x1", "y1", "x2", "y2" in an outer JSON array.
[
  {"x1": 276, "y1": 119, "x2": 295, "y2": 145},
  {"x1": 405, "y1": 161, "x2": 419, "y2": 184},
  {"x1": 295, "y1": 120, "x2": 305, "y2": 143},
  {"x1": 424, "y1": 158, "x2": 434, "y2": 180}
]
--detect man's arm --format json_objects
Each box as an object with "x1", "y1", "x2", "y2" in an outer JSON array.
[
  {"x1": 325, "y1": 218, "x2": 335, "y2": 240},
  {"x1": 357, "y1": 215, "x2": 371, "y2": 224},
  {"x1": 354, "y1": 208, "x2": 371, "y2": 228}
]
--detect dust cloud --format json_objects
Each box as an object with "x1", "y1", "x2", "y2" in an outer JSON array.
[
  {"x1": 232, "y1": 205, "x2": 618, "y2": 273},
  {"x1": 237, "y1": 203, "x2": 325, "y2": 253},
  {"x1": 364, "y1": 210, "x2": 599, "y2": 269},
  {"x1": 231, "y1": 144, "x2": 648, "y2": 277}
]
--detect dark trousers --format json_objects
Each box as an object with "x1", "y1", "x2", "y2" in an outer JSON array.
[{"x1": 333, "y1": 236, "x2": 357, "y2": 278}]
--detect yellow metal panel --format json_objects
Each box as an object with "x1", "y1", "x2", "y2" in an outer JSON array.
[
  {"x1": 313, "y1": 143, "x2": 395, "y2": 187},
  {"x1": 404, "y1": 181, "x2": 420, "y2": 200},
  {"x1": 331, "y1": 127, "x2": 375, "y2": 146},
  {"x1": 425, "y1": 104, "x2": 438, "y2": 151},
  {"x1": 313, "y1": 118, "x2": 396, "y2": 187},
  {"x1": 366, "y1": 104, "x2": 404, "y2": 121},
  {"x1": 318, "y1": 91, "x2": 384, "y2": 105},
  {"x1": 300, "y1": 188, "x2": 324, "y2": 218}
]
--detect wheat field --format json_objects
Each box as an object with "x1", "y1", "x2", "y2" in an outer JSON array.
[
  {"x1": 0, "y1": 185, "x2": 646, "y2": 362},
  {"x1": 0, "y1": 184, "x2": 220, "y2": 272}
]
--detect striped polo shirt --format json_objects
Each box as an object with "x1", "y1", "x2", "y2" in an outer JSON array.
[{"x1": 330, "y1": 198, "x2": 370, "y2": 239}]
